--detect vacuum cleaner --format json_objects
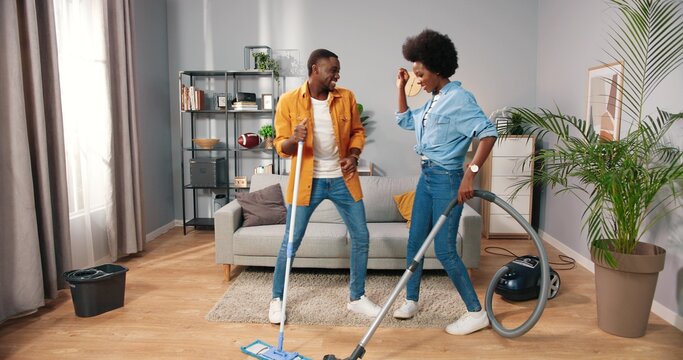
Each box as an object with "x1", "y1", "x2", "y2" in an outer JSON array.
[
  {"x1": 324, "y1": 190, "x2": 551, "y2": 360},
  {"x1": 495, "y1": 255, "x2": 560, "y2": 301}
]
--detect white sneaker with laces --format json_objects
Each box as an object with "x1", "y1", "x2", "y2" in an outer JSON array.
[
  {"x1": 347, "y1": 295, "x2": 381, "y2": 317},
  {"x1": 268, "y1": 298, "x2": 282, "y2": 324},
  {"x1": 445, "y1": 309, "x2": 490, "y2": 335},
  {"x1": 393, "y1": 300, "x2": 419, "y2": 319}
]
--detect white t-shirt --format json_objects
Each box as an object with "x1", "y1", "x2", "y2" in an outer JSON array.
[
  {"x1": 421, "y1": 93, "x2": 441, "y2": 161},
  {"x1": 311, "y1": 97, "x2": 342, "y2": 178}
]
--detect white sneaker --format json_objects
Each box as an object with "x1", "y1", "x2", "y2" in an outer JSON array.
[
  {"x1": 393, "y1": 300, "x2": 419, "y2": 319},
  {"x1": 347, "y1": 295, "x2": 381, "y2": 317},
  {"x1": 445, "y1": 310, "x2": 490, "y2": 335},
  {"x1": 268, "y1": 298, "x2": 282, "y2": 324}
]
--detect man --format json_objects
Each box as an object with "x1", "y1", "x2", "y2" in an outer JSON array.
[{"x1": 268, "y1": 49, "x2": 380, "y2": 324}]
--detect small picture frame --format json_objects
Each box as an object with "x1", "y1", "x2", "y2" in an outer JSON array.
[
  {"x1": 262, "y1": 94, "x2": 273, "y2": 110},
  {"x1": 215, "y1": 93, "x2": 227, "y2": 110}
]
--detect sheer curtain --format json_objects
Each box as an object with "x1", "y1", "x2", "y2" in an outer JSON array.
[
  {"x1": 54, "y1": 0, "x2": 112, "y2": 268},
  {"x1": 54, "y1": 0, "x2": 144, "y2": 268}
]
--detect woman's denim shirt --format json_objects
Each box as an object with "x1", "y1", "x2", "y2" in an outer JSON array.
[{"x1": 396, "y1": 81, "x2": 498, "y2": 171}]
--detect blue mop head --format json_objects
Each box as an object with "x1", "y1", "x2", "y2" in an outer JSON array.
[{"x1": 241, "y1": 340, "x2": 311, "y2": 360}]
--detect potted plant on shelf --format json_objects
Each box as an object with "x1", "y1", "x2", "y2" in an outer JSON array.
[
  {"x1": 258, "y1": 124, "x2": 275, "y2": 150},
  {"x1": 498, "y1": 0, "x2": 682, "y2": 338},
  {"x1": 252, "y1": 52, "x2": 280, "y2": 83}
]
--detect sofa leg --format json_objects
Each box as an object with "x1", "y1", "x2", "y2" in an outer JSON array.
[{"x1": 223, "y1": 264, "x2": 232, "y2": 282}]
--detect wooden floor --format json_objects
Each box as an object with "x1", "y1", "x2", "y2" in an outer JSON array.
[{"x1": 1, "y1": 227, "x2": 681, "y2": 359}]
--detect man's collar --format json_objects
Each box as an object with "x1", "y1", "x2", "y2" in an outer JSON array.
[{"x1": 298, "y1": 80, "x2": 341, "y2": 100}]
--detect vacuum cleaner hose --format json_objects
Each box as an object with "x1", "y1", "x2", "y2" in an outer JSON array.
[
  {"x1": 474, "y1": 190, "x2": 550, "y2": 338},
  {"x1": 323, "y1": 191, "x2": 550, "y2": 359}
]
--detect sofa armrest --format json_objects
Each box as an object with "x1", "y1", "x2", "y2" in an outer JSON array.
[
  {"x1": 214, "y1": 199, "x2": 243, "y2": 265},
  {"x1": 459, "y1": 204, "x2": 482, "y2": 269}
]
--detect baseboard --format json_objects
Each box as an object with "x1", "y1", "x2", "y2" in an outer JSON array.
[
  {"x1": 540, "y1": 230, "x2": 682, "y2": 332},
  {"x1": 145, "y1": 220, "x2": 178, "y2": 243},
  {"x1": 539, "y1": 230, "x2": 595, "y2": 274},
  {"x1": 651, "y1": 301, "x2": 683, "y2": 332}
]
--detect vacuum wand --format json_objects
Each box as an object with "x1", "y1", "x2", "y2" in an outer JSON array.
[{"x1": 323, "y1": 190, "x2": 551, "y2": 359}]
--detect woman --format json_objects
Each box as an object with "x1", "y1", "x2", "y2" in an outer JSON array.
[{"x1": 394, "y1": 29, "x2": 497, "y2": 335}]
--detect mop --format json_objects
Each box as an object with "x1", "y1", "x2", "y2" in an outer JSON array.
[{"x1": 242, "y1": 141, "x2": 311, "y2": 360}]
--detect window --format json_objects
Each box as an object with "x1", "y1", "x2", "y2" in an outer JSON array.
[{"x1": 54, "y1": 0, "x2": 112, "y2": 216}]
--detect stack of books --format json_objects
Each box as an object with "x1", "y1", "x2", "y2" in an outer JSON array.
[{"x1": 232, "y1": 101, "x2": 258, "y2": 111}]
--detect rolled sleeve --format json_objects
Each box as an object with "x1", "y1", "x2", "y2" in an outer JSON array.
[
  {"x1": 459, "y1": 99, "x2": 498, "y2": 140},
  {"x1": 396, "y1": 109, "x2": 415, "y2": 130}
]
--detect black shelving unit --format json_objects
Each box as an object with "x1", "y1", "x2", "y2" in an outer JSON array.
[{"x1": 179, "y1": 70, "x2": 279, "y2": 234}]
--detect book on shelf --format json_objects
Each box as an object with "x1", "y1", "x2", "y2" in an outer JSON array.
[
  {"x1": 232, "y1": 101, "x2": 258, "y2": 110},
  {"x1": 180, "y1": 84, "x2": 205, "y2": 111}
]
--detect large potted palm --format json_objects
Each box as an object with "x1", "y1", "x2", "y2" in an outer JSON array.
[{"x1": 498, "y1": 0, "x2": 682, "y2": 337}]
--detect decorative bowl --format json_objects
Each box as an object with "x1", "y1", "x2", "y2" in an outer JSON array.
[{"x1": 192, "y1": 138, "x2": 220, "y2": 149}]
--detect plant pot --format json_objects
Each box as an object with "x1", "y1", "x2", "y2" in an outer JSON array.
[
  {"x1": 263, "y1": 137, "x2": 273, "y2": 150},
  {"x1": 591, "y1": 242, "x2": 666, "y2": 338}
]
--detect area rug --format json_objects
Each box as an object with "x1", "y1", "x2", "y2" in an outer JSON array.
[{"x1": 205, "y1": 267, "x2": 467, "y2": 328}]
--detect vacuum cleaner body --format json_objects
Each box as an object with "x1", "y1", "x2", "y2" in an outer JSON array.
[{"x1": 495, "y1": 255, "x2": 560, "y2": 301}]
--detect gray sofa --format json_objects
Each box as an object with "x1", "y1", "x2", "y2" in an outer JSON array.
[{"x1": 214, "y1": 174, "x2": 482, "y2": 280}]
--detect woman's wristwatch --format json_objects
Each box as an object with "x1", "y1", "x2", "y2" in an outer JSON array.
[{"x1": 350, "y1": 153, "x2": 360, "y2": 165}]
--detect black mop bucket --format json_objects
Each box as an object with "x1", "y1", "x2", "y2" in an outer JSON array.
[{"x1": 63, "y1": 264, "x2": 129, "y2": 317}]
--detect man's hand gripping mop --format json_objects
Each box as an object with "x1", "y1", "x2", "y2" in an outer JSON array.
[{"x1": 241, "y1": 141, "x2": 311, "y2": 360}]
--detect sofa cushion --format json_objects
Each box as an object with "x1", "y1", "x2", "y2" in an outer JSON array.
[
  {"x1": 393, "y1": 190, "x2": 416, "y2": 228},
  {"x1": 250, "y1": 174, "x2": 343, "y2": 224},
  {"x1": 233, "y1": 223, "x2": 349, "y2": 258},
  {"x1": 360, "y1": 176, "x2": 418, "y2": 222},
  {"x1": 235, "y1": 184, "x2": 287, "y2": 227},
  {"x1": 367, "y1": 223, "x2": 463, "y2": 259}
]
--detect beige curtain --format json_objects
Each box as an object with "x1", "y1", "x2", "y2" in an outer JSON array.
[
  {"x1": 104, "y1": 0, "x2": 145, "y2": 259},
  {"x1": 0, "y1": 0, "x2": 72, "y2": 322}
]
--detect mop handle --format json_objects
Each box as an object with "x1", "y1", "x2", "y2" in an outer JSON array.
[{"x1": 277, "y1": 140, "x2": 304, "y2": 351}]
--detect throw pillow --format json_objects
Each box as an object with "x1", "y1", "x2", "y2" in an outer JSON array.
[
  {"x1": 236, "y1": 183, "x2": 287, "y2": 227},
  {"x1": 393, "y1": 190, "x2": 416, "y2": 228}
]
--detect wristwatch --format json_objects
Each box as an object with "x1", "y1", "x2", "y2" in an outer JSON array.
[{"x1": 468, "y1": 164, "x2": 480, "y2": 174}]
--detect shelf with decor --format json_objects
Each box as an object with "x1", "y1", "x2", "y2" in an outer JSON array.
[{"x1": 178, "y1": 69, "x2": 279, "y2": 234}]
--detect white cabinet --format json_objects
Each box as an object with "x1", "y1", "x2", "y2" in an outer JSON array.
[{"x1": 481, "y1": 135, "x2": 535, "y2": 238}]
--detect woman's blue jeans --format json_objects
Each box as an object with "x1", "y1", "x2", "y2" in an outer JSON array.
[
  {"x1": 405, "y1": 163, "x2": 482, "y2": 312},
  {"x1": 272, "y1": 177, "x2": 370, "y2": 301}
]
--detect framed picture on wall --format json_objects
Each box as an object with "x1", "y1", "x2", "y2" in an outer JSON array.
[
  {"x1": 586, "y1": 61, "x2": 624, "y2": 141},
  {"x1": 262, "y1": 94, "x2": 273, "y2": 110}
]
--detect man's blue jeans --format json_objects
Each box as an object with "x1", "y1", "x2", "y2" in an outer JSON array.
[
  {"x1": 272, "y1": 177, "x2": 370, "y2": 301},
  {"x1": 405, "y1": 163, "x2": 482, "y2": 312}
]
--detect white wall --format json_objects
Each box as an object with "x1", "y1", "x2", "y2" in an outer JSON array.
[
  {"x1": 165, "y1": 0, "x2": 539, "y2": 218},
  {"x1": 536, "y1": 0, "x2": 682, "y2": 320}
]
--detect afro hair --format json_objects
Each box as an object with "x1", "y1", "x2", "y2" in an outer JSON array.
[{"x1": 402, "y1": 29, "x2": 458, "y2": 78}]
